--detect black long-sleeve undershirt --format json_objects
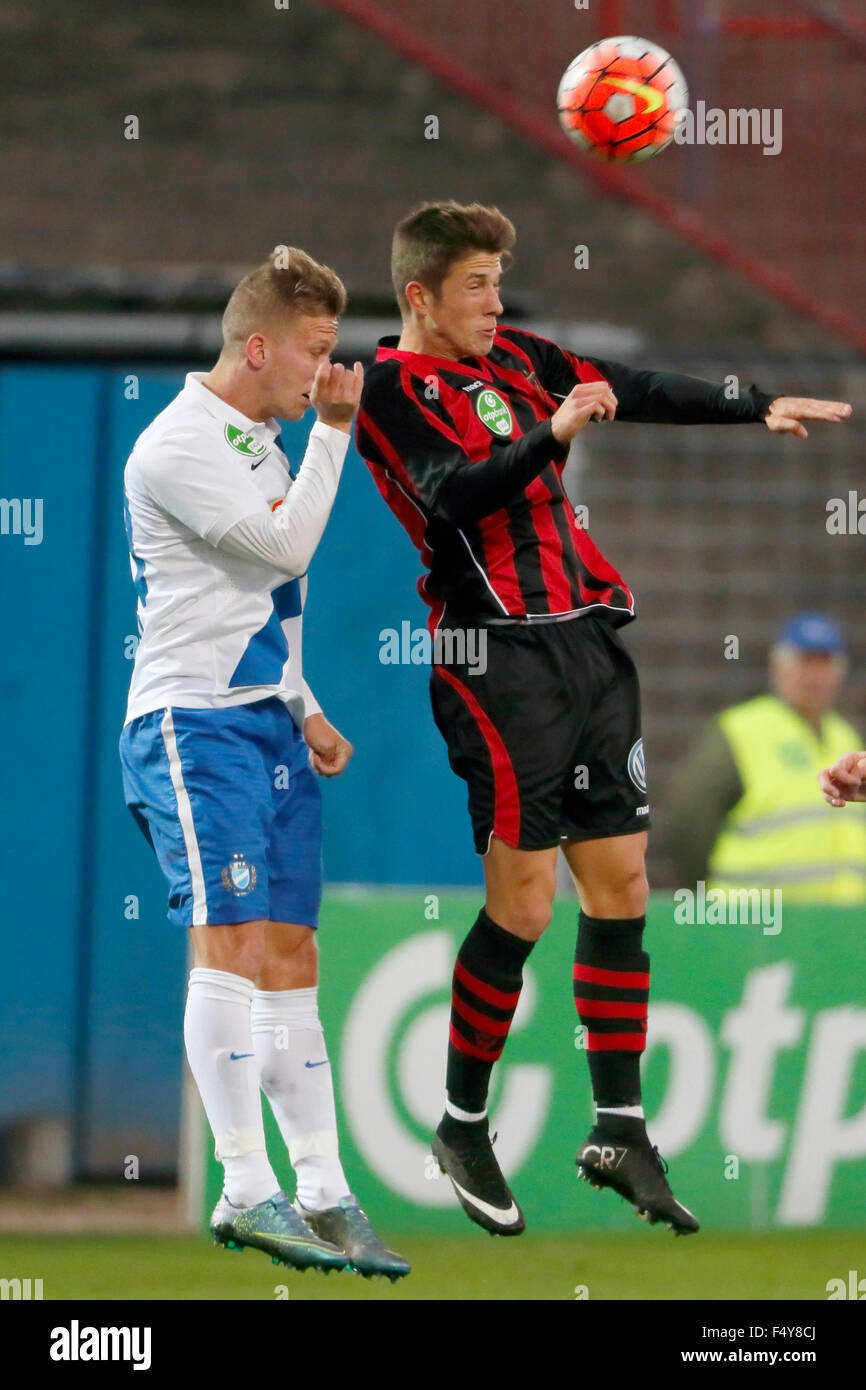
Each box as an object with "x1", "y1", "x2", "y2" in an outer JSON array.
[
  {"x1": 583, "y1": 357, "x2": 777, "y2": 426},
  {"x1": 434, "y1": 364, "x2": 776, "y2": 526}
]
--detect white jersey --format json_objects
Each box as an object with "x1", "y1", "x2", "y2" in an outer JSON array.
[{"x1": 123, "y1": 372, "x2": 348, "y2": 726}]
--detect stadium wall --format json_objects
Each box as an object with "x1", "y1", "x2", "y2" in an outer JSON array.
[{"x1": 195, "y1": 889, "x2": 866, "y2": 1232}]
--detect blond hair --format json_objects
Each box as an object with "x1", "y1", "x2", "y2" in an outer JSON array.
[{"x1": 222, "y1": 246, "x2": 347, "y2": 349}]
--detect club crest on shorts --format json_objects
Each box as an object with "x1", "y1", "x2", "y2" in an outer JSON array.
[
  {"x1": 627, "y1": 738, "x2": 647, "y2": 794},
  {"x1": 221, "y1": 853, "x2": 257, "y2": 895}
]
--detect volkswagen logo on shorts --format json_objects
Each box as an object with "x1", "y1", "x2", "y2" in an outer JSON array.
[{"x1": 627, "y1": 738, "x2": 647, "y2": 794}]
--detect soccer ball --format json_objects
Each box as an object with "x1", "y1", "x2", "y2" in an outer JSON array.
[{"x1": 557, "y1": 35, "x2": 688, "y2": 163}]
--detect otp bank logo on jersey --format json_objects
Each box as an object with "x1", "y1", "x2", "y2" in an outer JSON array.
[
  {"x1": 476, "y1": 389, "x2": 513, "y2": 438},
  {"x1": 339, "y1": 931, "x2": 550, "y2": 1205},
  {"x1": 224, "y1": 423, "x2": 267, "y2": 458}
]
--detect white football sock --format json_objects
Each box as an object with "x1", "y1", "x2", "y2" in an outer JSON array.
[
  {"x1": 251, "y1": 985, "x2": 350, "y2": 1213},
  {"x1": 184, "y1": 967, "x2": 279, "y2": 1209}
]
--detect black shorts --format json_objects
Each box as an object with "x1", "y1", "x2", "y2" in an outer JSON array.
[{"x1": 429, "y1": 615, "x2": 650, "y2": 854}]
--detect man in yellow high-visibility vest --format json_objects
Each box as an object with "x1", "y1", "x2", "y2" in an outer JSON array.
[{"x1": 664, "y1": 614, "x2": 866, "y2": 902}]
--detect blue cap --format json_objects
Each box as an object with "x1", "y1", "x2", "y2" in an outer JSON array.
[{"x1": 776, "y1": 613, "x2": 845, "y2": 654}]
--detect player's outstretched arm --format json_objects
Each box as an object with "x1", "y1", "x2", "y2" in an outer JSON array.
[
  {"x1": 582, "y1": 359, "x2": 853, "y2": 432},
  {"x1": 764, "y1": 397, "x2": 852, "y2": 440},
  {"x1": 818, "y1": 751, "x2": 866, "y2": 806},
  {"x1": 501, "y1": 329, "x2": 855, "y2": 436}
]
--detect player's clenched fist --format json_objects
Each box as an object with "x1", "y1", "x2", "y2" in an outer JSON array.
[
  {"x1": 303, "y1": 712, "x2": 354, "y2": 778},
  {"x1": 310, "y1": 360, "x2": 365, "y2": 432},
  {"x1": 551, "y1": 380, "x2": 618, "y2": 445},
  {"x1": 818, "y1": 750, "x2": 866, "y2": 806}
]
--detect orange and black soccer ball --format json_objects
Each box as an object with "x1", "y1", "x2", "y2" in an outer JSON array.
[{"x1": 557, "y1": 35, "x2": 688, "y2": 163}]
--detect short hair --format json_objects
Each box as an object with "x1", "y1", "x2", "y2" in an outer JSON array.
[
  {"x1": 221, "y1": 246, "x2": 347, "y2": 349},
  {"x1": 391, "y1": 201, "x2": 516, "y2": 315}
]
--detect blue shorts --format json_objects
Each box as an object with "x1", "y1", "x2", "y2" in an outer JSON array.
[{"x1": 119, "y1": 696, "x2": 322, "y2": 927}]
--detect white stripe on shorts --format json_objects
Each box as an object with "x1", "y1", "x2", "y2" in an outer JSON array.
[{"x1": 161, "y1": 708, "x2": 208, "y2": 926}]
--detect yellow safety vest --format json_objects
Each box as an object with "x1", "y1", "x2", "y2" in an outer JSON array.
[{"x1": 707, "y1": 693, "x2": 866, "y2": 903}]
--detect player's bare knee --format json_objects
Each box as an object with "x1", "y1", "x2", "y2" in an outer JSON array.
[
  {"x1": 192, "y1": 922, "x2": 267, "y2": 980},
  {"x1": 498, "y1": 889, "x2": 554, "y2": 940},
  {"x1": 620, "y1": 874, "x2": 649, "y2": 917},
  {"x1": 258, "y1": 925, "x2": 318, "y2": 989},
  {"x1": 584, "y1": 867, "x2": 648, "y2": 919}
]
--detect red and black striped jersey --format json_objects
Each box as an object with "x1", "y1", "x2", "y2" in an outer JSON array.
[{"x1": 355, "y1": 324, "x2": 773, "y2": 630}]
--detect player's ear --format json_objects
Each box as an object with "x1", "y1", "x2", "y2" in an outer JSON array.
[
  {"x1": 404, "y1": 280, "x2": 430, "y2": 318},
  {"x1": 244, "y1": 332, "x2": 267, "y2": 370}
]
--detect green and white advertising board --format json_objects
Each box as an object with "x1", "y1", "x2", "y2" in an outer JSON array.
[{"x1": 189, "y1": 891, "x2": 866, "y2": 1233}]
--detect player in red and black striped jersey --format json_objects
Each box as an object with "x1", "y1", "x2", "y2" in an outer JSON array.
[
  {"x1": 359, "y1": 323, "x2": 778, "y2": 632},
  {"x1": 356, "y1": 201, "x2": 853, "y2": 1238},
  {"x1": 360, "y1": 324, "x2": 638, "y2": 628}
]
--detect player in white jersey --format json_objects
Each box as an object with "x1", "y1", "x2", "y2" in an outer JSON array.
[{"x1": 120, "y1": 247, "x2": 409, "y2": 1279}]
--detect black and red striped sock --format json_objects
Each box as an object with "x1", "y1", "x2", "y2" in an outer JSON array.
[
  {"x1": 445, "y1": 908, "x2": 534, "y2": 1119},
  {"x1": 573, "y1": 911, "x2": 649, "y2": 1111}
]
